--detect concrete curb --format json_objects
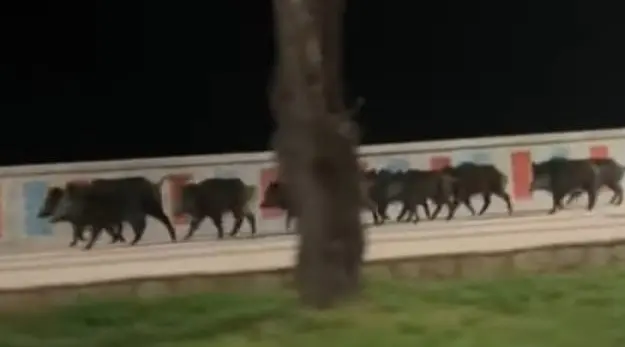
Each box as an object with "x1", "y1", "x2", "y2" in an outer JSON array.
[{"x1": 2, "y1": 238, "x2": 625, "y2": 312}]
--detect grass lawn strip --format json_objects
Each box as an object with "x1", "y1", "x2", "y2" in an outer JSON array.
[{"x1": 1, "y1": 268, "x2": 625, "y2": 347}]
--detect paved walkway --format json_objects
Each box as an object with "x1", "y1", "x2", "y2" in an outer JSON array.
[{"x1": 0, "y1": 208, "x2": 623, "y2": 290}]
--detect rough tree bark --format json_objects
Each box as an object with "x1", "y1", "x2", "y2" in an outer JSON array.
[{"x1": 269, "y1": 0, "x2": 365, "y2": 308}]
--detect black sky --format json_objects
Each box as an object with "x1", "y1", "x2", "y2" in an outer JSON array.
[{"x1": 0, "y1": 0, "x2": 623, "y2": 165}]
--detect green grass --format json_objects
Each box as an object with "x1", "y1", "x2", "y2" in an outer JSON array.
[{"x1": 3, "y1": 269, "x2": 625, "y2": 347}]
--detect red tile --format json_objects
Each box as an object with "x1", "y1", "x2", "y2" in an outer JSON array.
[
  {"x1": 511, "y1": 150, "x2": 531, "y2": 200},
  {"x1": 590, "y1": 145, "x2": 609, "y2": 159},
  {"x1": 169, "y1": 173, "x2": 193, "y2": 225},
  {"x1": 259, "y1": 167, "x2": 284, "y2": 219},
  {"x1": 429, "y1": 155, "x2": 451, "y2": 170}
]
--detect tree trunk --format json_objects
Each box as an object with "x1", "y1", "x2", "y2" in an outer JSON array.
[{"x1": 270, "y1": 0, "x2": 365, "y2": 308}]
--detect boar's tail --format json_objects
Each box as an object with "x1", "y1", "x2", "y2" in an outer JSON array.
[
  {"x1": 617, "y1": 163, "x2": 625, "y2": 182},
  {"x1": 500, "y1": 173, "x2": 509, "y2": 187},
  {"x1": 245, "y1": 185, "x2": 258, "y2": 204},
  {"x1": 242, "y1": 185, "x2": 258, "y2": 215},
  {"x1": 154, "y1": 174, "x2": 172, "y2": 189},
  {"x1": 151, "y1": 174, "x2": 173, "y2": 205}
]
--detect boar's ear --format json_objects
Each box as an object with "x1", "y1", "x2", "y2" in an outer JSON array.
[
  {"x1": 64, "y1": 182, "x2": 78, "y2": 193},
  {"x1": 48, "y1": 186, "x2": 62, "y2": 196},
  {"x1": 65, "y1": 181, "x2": 88, "y2": 196}
]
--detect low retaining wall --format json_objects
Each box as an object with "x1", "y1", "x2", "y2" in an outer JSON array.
[{"x1": 3, "y1": 239, "x2": 625, "y2": 312}]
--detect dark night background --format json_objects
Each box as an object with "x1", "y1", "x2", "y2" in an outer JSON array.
[{"x1": 0, "y1": 1, "x2": 623, "y2": 166}]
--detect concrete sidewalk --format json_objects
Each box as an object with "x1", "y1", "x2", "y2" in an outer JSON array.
[{"x1": 0, "y1": 211, "x2": 622, "y2": 290}]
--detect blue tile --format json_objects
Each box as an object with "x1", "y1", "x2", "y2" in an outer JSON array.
[
  {"x1": 214, "y1": 168, "x2": 237, "y2": 178},
  {"x1": 551, "y1": 146, "x2": 569, "y2": 159},
  {"x1": 383, "y1": 158, "x2": 410, "y2": 172},
  {"x1": 23, "y1": 181, "x2": 53, "y2": 237},
  {"x1": 455, "y1": 152, "x2": 491, "y2": 165},
  {"x1": 471, "y1": 152, "x2": 491, "y2": 164}
]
